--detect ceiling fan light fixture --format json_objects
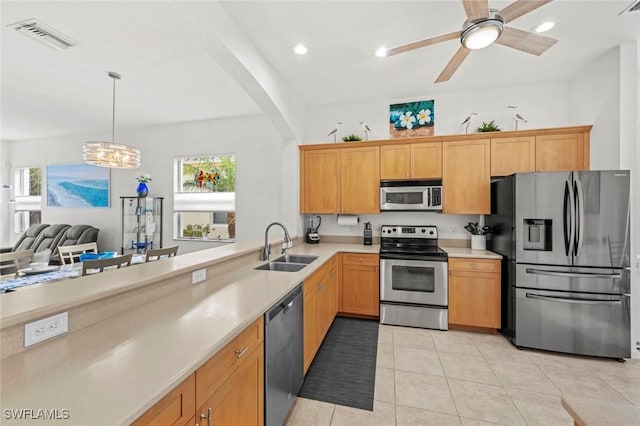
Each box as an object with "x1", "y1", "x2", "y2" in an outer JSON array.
[
  {"x1": 375, "y1": 47, "x2": 388, "y2": 57},
  {"x1": 461, "y1": 19, "x2": 504, "y2": 49}
]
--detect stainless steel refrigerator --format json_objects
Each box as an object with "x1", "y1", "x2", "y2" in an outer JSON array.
[{"x1": 487, "y1": 170, "x2": 631, "y2": 359}]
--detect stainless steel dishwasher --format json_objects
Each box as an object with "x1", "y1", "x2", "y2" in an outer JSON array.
[{"x1": 264, "y1": 284, "x2": 303, "y2": 426}]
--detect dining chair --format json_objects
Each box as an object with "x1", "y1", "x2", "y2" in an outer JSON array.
[
  {"x1": 0, "y1": 249, "x2": 34, "y2": 276},
  {"x1": 58, "y1": 242, "x2": 98, "y2": 265},
  {"x1": 82, "y1": 253, "x2": 133, "y2": 276},
  {"x1": 145, "y1": 246, "x2": 179, "y2": 262}
]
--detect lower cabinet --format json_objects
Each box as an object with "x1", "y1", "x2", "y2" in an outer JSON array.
[
  {"x1": 132, "y1": 317, "x2": 264, "y2": 426},
  {"x1": 303, "y1": 255, "x2": 338, "y2": 374},
  {"x1": 448, "y1": 258, "x2": 501, "y2": 329},
  {"x1": 341, "y1": 253, "x2": 380, "y2": 317},
  {"x1": 196, "y1": 343, "x2": 264, "y2": 426},
  {"x1": 131, "y1": 374, "x2": 195, "y2": 426}
]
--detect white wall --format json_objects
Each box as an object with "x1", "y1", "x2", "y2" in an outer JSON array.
[
  {"x1": 0, "y1": 140, "x2": 10, "y2": 247},
  {"x1": 7, "y1": 114, "x2": 284, "y2": 254},
  {"x1": 568, "y1": 46, "x2": 621, "y2": 170},
  {"x1": 303, "y1": 82, "x2": 570, "y2": 144}
]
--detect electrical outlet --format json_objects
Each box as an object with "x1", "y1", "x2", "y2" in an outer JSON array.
[
  {"x1": 24, "y1": 312, "x2": 68, "y2": 347},
  {"x1": 192, "y1": 269, "x2": 206, "y2": 284}
]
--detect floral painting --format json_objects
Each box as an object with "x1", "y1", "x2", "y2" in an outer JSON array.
[
  {"x1": 389, "y1": 99, "x2": 435, "y2": 138},
  {"x1": 47, "y1": 164, "x2": 110, "y2": 207}
]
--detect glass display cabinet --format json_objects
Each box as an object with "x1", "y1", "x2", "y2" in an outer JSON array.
[{"x1": 120, "y1": 196, "x2": 163, "y2": 255}]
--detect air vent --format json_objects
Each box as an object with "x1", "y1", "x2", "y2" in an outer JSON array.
[
  {"x1": 620, "y1": 0, "x2": 640, "y2": 14},
  {"x1": 8, "y1": 18, "x2": 78, "y2": 50}
]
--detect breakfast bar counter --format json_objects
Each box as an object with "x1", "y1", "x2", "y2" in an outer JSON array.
[{"x1": 0, "y1": 241, "x2": 378, "y2": 425}]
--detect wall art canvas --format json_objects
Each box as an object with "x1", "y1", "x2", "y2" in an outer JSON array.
[
  {"x1": 389, "y1": 99, "x2": 435, "y2": 138},
  {"x1": 46, "y1": 164, "x2": 110, "y2": 207}
]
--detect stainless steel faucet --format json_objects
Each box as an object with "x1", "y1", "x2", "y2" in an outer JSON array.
[{"x1": 262, "y1": 222, "x2": 292, "y2": 261}]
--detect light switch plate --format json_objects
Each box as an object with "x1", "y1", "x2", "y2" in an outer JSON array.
[
  {"x1": 192, "y1": 269, "x2": 206, "y2": 284},
  {"x1": 24, "y1": 312, "x2": 68, "y2": 347}
]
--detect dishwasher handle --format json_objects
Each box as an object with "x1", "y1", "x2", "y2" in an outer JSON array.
[{"x1": 267, "y1": 284, "x2": 302, "y2": 322}]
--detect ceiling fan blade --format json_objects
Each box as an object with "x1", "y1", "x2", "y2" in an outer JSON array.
[
  {"x1": 498, "y1": 0, "x2": 553, "y2": 24},
  {"x1": 495, "y1": 26, "x2": 558, "y2": 56},
  {"x1": 386, "y1": 31, "x2": 461, "y2": 56},
  {"x1": 462, "y1": 0, "x2": 489, "y2": 22},
  {"x1": 435, "y1": 47, "x2": 471, "y2": 83}
]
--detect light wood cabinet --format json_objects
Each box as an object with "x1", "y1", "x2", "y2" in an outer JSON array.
[
  {"x1": 442, "y1": 139, "x2": 491, "y2": 214},
  {"x1": 341, "y1": 254, "x2": 380, "y2": 317},
  {"x1": 132, "y1": 374, "x2": 195, "y2": 426},
  {"x1": 300, "y1": 149, "x2": 340, "y2": 213},
  {"x1": 196, "y1": 343, "x2": 264, "y2": 426},
  {"x1": 448, "y1": 258, "x2": 501, "y2": 329},
  {"x1": 300, "y1": 146, "x2": 379, "y2": 214},
  {"x1": 536, "y1": 133, "x2": 589, "y2": 172},
  {"x1": 490, "y1": 136, "x2": 535, "y2": 176},
  {"x1": 380, "y1": 142, "x2": 442, "y2": 180},
  {"x1": 340, "y1": 146, "x2": 380, "y2": 213},
  {"x1": 303, "y1": 255, "x2": 338, "y2": 374},
  {"x1": 134, "y1": 318, "x2": 264, "y2": 426}
]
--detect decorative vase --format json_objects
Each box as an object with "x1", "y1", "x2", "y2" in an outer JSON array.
[{"x1": 136, "y1": 182, "x2": 149, "y2": 198}]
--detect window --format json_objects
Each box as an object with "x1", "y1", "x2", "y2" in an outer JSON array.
[
  {"x1": 13, "y1": 167, "x2": 42, "y2": 233},
  {"x1": 173, "y1": 155, "x2": 236, "y2": 241}
]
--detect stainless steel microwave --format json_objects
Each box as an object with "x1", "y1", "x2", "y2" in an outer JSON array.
[{"x1": 380, "y1": 180, "x2": 443, "y2": 211}]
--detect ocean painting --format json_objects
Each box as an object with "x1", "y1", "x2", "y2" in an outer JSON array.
[
  {"x1": 389, "y1": 99, "x2": 435, "y2": 138},
  {"x1": 47, "y1": 164, "x2": 110, "y2": 207}
]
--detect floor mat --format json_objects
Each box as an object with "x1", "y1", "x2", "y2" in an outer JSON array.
[{"x1": 298, "y1": 316, "x2": 379, "y2": 411}]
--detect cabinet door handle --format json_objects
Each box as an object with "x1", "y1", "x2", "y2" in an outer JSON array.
[
  {"x1": 207, "y1": 407, "x2": 212, "y2": 426},
  {"x1": 235, "y1": 347, "x2": 249, "y2": 358}
]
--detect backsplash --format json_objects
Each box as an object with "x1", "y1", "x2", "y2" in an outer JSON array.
[{"x1": 306, "y1": 212, "x2": 479, "y2": 239}]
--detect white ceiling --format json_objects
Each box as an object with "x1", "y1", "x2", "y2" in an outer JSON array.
[{"x1": 2, "y1": 1, "x2": 639, "y2": 141}]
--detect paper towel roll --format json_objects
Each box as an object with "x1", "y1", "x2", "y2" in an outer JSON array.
[{"x1": 337, "y1": 215, "x2": 359, "y2": 226}]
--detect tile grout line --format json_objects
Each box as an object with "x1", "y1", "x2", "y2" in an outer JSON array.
[{"x1": 433, "y1": 334, "x2": 462, "y2": 420}]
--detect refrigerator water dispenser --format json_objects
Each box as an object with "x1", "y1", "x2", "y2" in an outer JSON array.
[{"x1": 523, "y1": 219, "x2": 552, "y2": 251}]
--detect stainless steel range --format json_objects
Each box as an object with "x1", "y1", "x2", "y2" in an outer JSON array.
[{"x1": 379, "y1": 225, "x2": 448, "y2": 330}]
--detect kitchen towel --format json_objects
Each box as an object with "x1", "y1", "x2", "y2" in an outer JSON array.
[{"x1": 337, "y1": 215, "x2": 359, "y2": 226}]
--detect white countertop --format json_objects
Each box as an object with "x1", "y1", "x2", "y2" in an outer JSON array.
[
  {"x1": 441, "y1": 246, "x2": 503, "y2": 260},
  {"x1": 0, "y1": 242, "x2": 379, "y2": 426}
]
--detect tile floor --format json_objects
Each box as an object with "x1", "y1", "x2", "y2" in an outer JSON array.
[{"x1": 285, "y1": 325, "x2": 640, "y2": 425}]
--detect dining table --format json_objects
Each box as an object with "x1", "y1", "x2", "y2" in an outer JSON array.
[{"x1": 0, "y1": 254, "x2": 146, "y2": 293}]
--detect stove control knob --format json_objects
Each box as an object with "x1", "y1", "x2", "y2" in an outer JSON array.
[
  {"x1": 392, "y1": 228, "x2": 396, "y2": 232},
  {"x1": 429, "y1": 230, "x2": 434, "y2": 235},
  {"x1": 421, "y1": 229, "x2": 426, "y2": 233}
]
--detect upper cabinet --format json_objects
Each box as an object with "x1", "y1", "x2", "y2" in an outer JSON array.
[
  {"x1": 380, "y1": 141, "x2": 442, "y2": 180},
  {"x1": 490, "y1": 136, "x2": 536, "y2": 176},
  {"x1": 442, "y1": 139, "x2": 490, "y2": 214},
  {"x1": 536, "y1": 132, "x2": 589, "y2": 172},
  {"x1": 300, "y1": 146, "x2": 379, "y2": 214}
]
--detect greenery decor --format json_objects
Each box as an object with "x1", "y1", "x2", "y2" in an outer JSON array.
[
  {"x1": 342, "y1": 134, "x2": 363, "y2": 142},
  {"x1": 183, "y1": 223, "x2": 211, "y2": 238},
  {"x1": 477, "y1": 120, "x2": 501, "y2": 132}
]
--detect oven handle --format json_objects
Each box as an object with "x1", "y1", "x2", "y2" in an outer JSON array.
[
  {"x1": 525, "y1": 268, "x2": 621, "y2": 280},
  {"x1": 525, "y1": 293, "x2": 623, "y2": 305}
]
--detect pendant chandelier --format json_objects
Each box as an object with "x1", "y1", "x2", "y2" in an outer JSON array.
[{"x1": 83, "y1": 72, "x2": 140, "y2": 169}]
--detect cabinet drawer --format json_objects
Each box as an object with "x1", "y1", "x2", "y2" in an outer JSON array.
[
  {"x1": 449, "y1": 258, "x2": 499, "y2": 273},
  {"x1": 342, "y1": 253, "x2": 379, "y2": 266},
  {"x1": 195, "y1": 317, "x2": 264, "y2": 408},
  {"x1": 132, "y1": 374, "x2": 195, "y2": 426}
]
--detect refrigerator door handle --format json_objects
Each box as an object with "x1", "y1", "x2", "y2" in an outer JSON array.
[
  {"x1": 574, "y1": 178, "x2": 584, "y2": 257},
  {"x1": 563, "y1": 179, "x2": 575, "y2": 257},
  {"x1": 525, "y1": 268, "x2": 622, "y2": 279},
  {"x1": 525, "y1": 293, "x2": 623, "y2": 305}
]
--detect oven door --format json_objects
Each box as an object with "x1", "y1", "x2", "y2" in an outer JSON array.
[{"x1": 380, "y1": 258, "x2": 448, "y2": 306}]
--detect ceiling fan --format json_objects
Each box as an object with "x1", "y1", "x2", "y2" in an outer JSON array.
[{"x1": 385, "y1": 0, "x2": 558, "y2": 83}]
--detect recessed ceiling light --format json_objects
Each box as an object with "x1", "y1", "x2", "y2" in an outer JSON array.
[
  {"x1": 375, "y1": 47, "x2": 388, "y2": 57},
  {"x1": 294, "y1": 44, "x2": 307, "y2": 55},
  {"x1": 532, "y1": 21, "x2": 555, "y2": 33}
]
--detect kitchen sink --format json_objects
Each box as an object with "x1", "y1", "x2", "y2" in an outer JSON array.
[
  {"x1": 272, "y1": 255, "x2": 318, "y2": 265},
  {"x1": 255, "y1": 262, "x2": 307, "y2": 272}
]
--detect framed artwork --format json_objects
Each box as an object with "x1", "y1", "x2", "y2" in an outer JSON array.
[
  {"x1": 389, "y1": 99, "x2": 435, "y2": 138},
  {"x1": 46, "y1": 164, "x2": 110, "y2": 207}
]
